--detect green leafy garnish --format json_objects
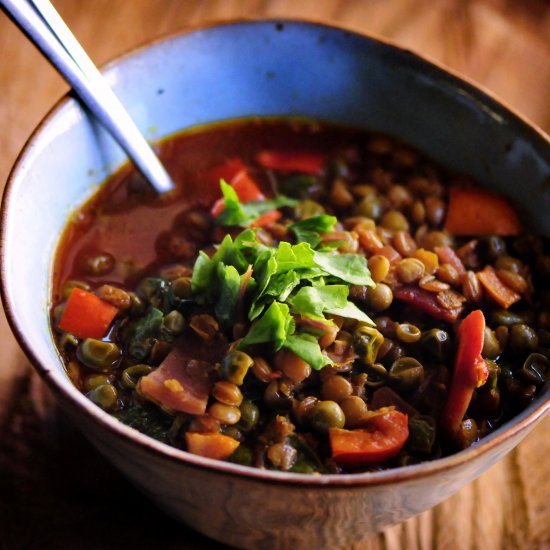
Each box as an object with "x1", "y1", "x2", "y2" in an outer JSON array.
[
  {"x1": 215, "y1": 180, "x2": 297, "y2": 227},
  {"x1": 288, "y1": 285, "x2": 348, "y2": 318},
  {"x1": 214, "y1": 264, "x2": 241, "y2": 329},
  {"x1": 283, "y1": 333, "x2": 332, "y2": 371},
  {"x1": 238, "y1": 301, "x2": 295, "y2": 351},
  {"x1": 289, "y1": 215, "x2": 337, "y2": 248},
  {"x1": 191, "y1": 211, "x2": 375, "y2": 370},
  {"x1": 313, "y1": 251, "x2": 375, "y2": 287}
]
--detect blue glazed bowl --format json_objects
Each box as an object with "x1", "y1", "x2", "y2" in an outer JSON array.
[{"x1": 2, "y1": 20, "x2": 550, "y2": 550}]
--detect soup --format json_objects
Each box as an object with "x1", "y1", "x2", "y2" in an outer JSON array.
[{"x1": 51, "y1": 118, "x2": 549, "y2": 473}]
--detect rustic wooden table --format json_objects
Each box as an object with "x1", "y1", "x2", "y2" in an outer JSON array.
[{"x1": 1, "y1": 1, "x2": 549, "y2": 548}]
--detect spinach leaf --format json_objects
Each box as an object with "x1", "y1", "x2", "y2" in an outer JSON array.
[
  {"x1": 283, "y1": 333, "x2": 332, "y2": 371},
  {"x1": 275, "y1": 241, "x2": 316, "y2": 272},
  {"x1": 215, "y1": 180, "x2": 297, "y2": 227},
  {"x1": 325, "y1": 301, "x2": 374, "y2": 324},
  {"x1": 288, "y1": 285, "x2": 348, "y2": 318},
  {"x1": 289, "y1": 215, "x2": 337, "y2": 247},
  {"x1": 215, "y1": 263, "x2": 241, "y2": 329},
  {"x1": 238, "y1": 301, "x2": 294, "y2": 351},
  {"x1": 313, "y1": 251, "x2": 375, "y2": 287}
]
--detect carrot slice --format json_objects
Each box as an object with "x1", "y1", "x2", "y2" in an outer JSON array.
[
  {"x1": 444, "y1": 187, "x2": 521, "y2": 236},
  {"x1": 58, "y1": 288, "x2": 118, "y2": 339},
  {"x1": 207, "y1": 158, "x2": 246, "y2": 188},
  {"x1": 249, "y1": 209, "x2": 282, "y2": 228},
  {"x1": 329, "y1": 410, "x2": 409, "y2": 467},
  {"x1": 185, "y1": 432, "x2": 240, "y2": 460},
  {"x1": 440, "y1": 310, "x2": 489, "y2": 438},
  {"x1": 256, "y1": 150, "x2": 326, "y2": 174},
  {"x1": 476, "y1": 265, "x2": 520, "y2": 308},
  {"x1": 231, "y1": 170, "x2": 264, "y2": 202},
  {"x1": 209, "y1": 160, "x2": 265, "y2": 218}
]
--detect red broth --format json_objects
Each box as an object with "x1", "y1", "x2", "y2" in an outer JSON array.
[{"x1": 51, "y1": 118, "x2": 549, "y2": 473}]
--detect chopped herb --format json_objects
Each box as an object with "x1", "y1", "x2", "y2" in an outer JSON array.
[
  {"x1": 289, "y1": 214, "x2": 337, "y2": 247},
  {"x1": 215, "y1": 180, "x2": 297, "y2": 227}
]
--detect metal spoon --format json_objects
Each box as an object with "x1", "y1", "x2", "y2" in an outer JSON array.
[{"x1": 1, "y1": 0, "x2": 175, "y2": 194}]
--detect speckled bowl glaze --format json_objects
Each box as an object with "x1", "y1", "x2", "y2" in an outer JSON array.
[{"x1": 2, "y1": 20, "x2": 550, "y2": 550}]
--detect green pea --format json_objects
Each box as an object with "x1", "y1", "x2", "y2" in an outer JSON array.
[
  {"x1": 388, "y1": 357, "x2": 425, "y2": 391},
  {"x1": 308, "y1": 401, "x2": 345, "y2": 433},
  {"x1": 366, "y1": 283, "x2": 393, "y2": 312},
  {"x1": 62, "y1": 279, "x2": 91, "y2": 300},
  {"x1": 127, "y1": 292, "x2": 146, "y2": 317},
  {"x1": 221, "y1": 351, "x2": 253, "y2": 385},
  {"x1": 172, "y1": 276, "x2": 193, "y2": 299},
  {"x1": 481, "y1": 236, "x2": 507, "y2": 260},
  {"x1": 364, "y1": 363, "x2": 388, "y2": 388},
  {"x1": 137, "y1": 277, "x2": 169, "y2": 309},
  {"x1": 128, "y1": 338, "x2": 153, "y2": 362},
  {"x1": 490, "y1": 310, "x2": 526, "y2": 327},
  {"x1": 295, "y1": 199, "x2": 325, "y2": 219},
  {"x1": 380, "y1": 210, "x2": 409, "y2": 232},
  {"x1": 420, "y1": 328, "x2": 451, "y2": 360},
  {"x1": 52, "y1": 303, "x2": 65, "y2": 330},
  {"x1": 237, "y1": 401, "x2": 260, "y2": 432},
  {"x1": 407, "y1": 415, "x2": 436, "y2": 454},
  {"x1": 396, "y1": 323, "x2": 421, "y2": 344},
  {"x1": 222, "y1": 426, "x2": 244, "y2": 442},
  {"x1": 83, "y1": 374, "x2": 113, "y2": 392},
  {"x1": 353, "y1": 196, "x2": 383, "y2": 220},
  {"x1": 509, "y1": 324, "x2": 538, "y2": 355},
  {"x1": 77, "y1": 339, "x2": 120, "y2": 371},
  {"x1": 455, "y1": 418, "x2": 478, "y2": 450},
  {"x1": 87, "y1": 384, "x2": 118, "y2": 411},
  {"x1": 482, "y1": 327, "x2": 502, "y2": 359},
  {"x1": 59, "y1": 332, "x2": 79, "y2": 351},
  {"x1": 228, "y1": 445, "x2": 253, "y2": 466},
  {"x1": 519, "y1": 353, "x2": 548, "y2": 384},
  {"x1": 121, "y1": 364, "x2": 154, "y2": 389},
  {"x1": 476, "y1": 387, "x2": 501, "y2": 417},
  {"x1": 162, "y1": 310, "x2": 185, "y2": 335},
  {"x1": 82, "y1": 253, "x2": 115, "y2": 276},
  {"x1": 353, "y1": 326, "x2": 384, "y2": 364}
]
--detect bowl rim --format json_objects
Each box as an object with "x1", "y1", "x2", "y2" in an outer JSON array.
[{"x1": 1, "y1": 17, "x2": 550, "y2": 489}]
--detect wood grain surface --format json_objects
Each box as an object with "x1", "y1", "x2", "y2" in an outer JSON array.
[{"x1": 1, "y1": 1, "x2": 549, "y2": 549}]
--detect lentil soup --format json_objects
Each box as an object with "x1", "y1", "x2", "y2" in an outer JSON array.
[{"x1": 51, "y1": 118, "x2": 549, "y2": 473}]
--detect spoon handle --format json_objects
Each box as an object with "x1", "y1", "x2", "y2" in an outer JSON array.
[{"x1": 1, "y1": 0, "x2": 175, "y2": 194}]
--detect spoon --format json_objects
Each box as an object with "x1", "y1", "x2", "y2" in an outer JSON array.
[{"x1": 1, "y1": 0, "x2": 175, "y2": 194}]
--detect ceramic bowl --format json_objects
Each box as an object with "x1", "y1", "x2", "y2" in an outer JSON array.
[{"x1": 2, "y1": 20, "x2": 550, "y2": 550}]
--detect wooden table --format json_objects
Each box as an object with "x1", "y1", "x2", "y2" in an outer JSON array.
[{"x1": 1, "y1": 1, "x2": 549, "y2": 548}]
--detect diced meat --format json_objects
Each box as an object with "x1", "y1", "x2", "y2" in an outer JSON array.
[
  {"x1": 393, "y1": 285, "x2": 463, "y2": 323},
  {"x1": 139, "y1": 332, "x2": 227, "y2": 414}
]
